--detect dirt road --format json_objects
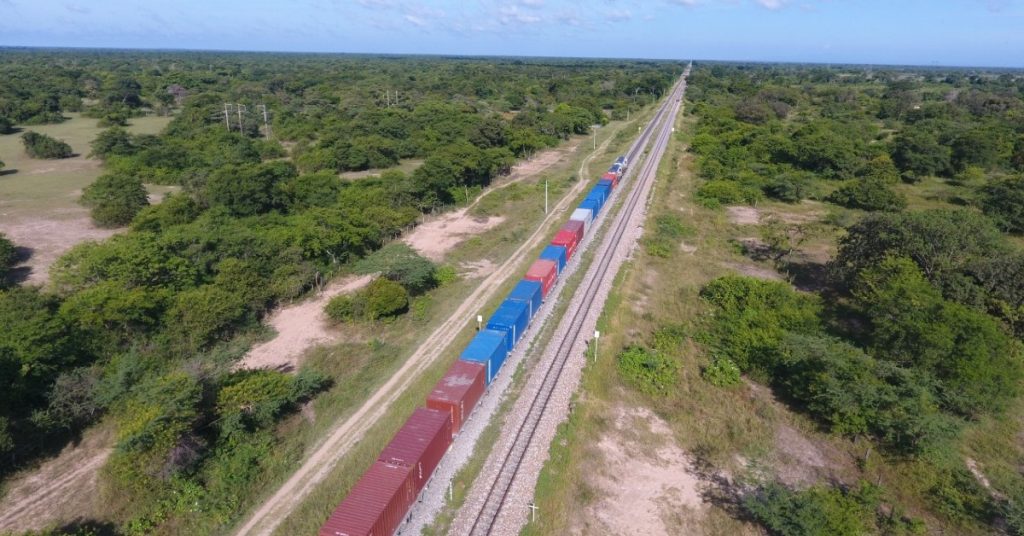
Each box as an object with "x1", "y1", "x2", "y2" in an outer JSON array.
[{"x1": 232, "y1": 125, "x2": 623, "y2": 536}]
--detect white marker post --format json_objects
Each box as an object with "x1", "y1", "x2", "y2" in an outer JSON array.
[
  {"x1": 527, "y1": 502, "x2": 538, "y2": 523},
  {"x1": 593, "y1": 330, "x2": 600, "y2": 362},
  {"x1": 477, "y1": 314, "x2": 483, "y2": 331}
]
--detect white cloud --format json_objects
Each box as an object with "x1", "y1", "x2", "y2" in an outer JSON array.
[
  {"x1": 605, "y1": 8, "x2": 632, "y2": 21},
  {"x1": 754, "y1": 0, "x2": 786, "y2": 9},
  {"x1": 499, "y1": 5, "x2": 542, "y2": 25},
  {"x1": 404, "y1": 13, "x2": 426, "y2": 27}
]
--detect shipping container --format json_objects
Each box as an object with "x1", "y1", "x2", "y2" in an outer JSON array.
[
  {"x1": 508, "y1": 279, "x2": 542, "y2": 319},
  {"x1": 601, "y1": 171, "x2": 619, "y2": 187},
  {"x1": 570, "y1": 207, "x2": 594, "y2": 234},
  {"x1": 539, "y1": 245, "x2": 567, "y2": 274},
  {"x1": 594, "y1": 182, "x2": 612, "y2": 200},
  {"x1": 598, "y1": 178, "x2": 615, "y2": 193},
  {"x1": 579, "y1": 197, "x2": 601, "y2": 217},
  {"x1": 460, "y1": 328, "x2": 509, "y2": 382},
  {"x1": 525, "y1": 259, "x2": 558, "y2": 298},
  {"x1": 427, "y1": 360, "x2": 487, "y2": 435},
  {"x1": 486, "y1": 299, "x2": 530, "y2": 353},
  {"x1": 562, "y1": 220, "x2": 585, "y2": 245},
  {"x1": 378, "y1": 408, "x2": 452, "y2": 495},
  {"x1": 319, "y1": 461, "x2": 415, "y2": 536},
  {"x1": 553, "y1": 220, "x2": 585, "y2": 260},
  {"x1": 584, "y1": 191, "x2": 605, "y2": 214}
]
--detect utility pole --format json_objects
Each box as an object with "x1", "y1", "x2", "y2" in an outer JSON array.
[
  {"x1": 223, "y1": 103, "x2": 233, "y2": 130},
  {"x1": 257, "y1": 104, "x2": 270, "y2": 140},
  {"x1": 236, "y1": 104, "x2": 247, "y2": 133}
]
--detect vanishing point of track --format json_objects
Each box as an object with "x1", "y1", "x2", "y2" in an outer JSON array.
[{"x1": 466, "y1": 68, "x2": 690, "y2": 535}]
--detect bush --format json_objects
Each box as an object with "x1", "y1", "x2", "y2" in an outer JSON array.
[
  {"x1": 697, "y1": 180, "x2": 762, "y2": 206},
  {"x1": 0, "y1": 233, "x2": 16, "y2": 283},
  {"x1": 363, "y1": 278, "x2": 409, "y2": 320},
  {"x1": 0, "y1": 116, "x2": 12, "y2": 134},
  {"x1": 617, "y1": 345, "x2": 678, "y2": 395},
  {"x1": 743, "y1": 482, "x2": 901, "y2": 536},
  {"x1": 80, "y1": 173, "x2": 150, "y2": 227},
  {"x1": 21, "y1": 131, "x2": 73, "y2": 159},
  {"x1": 827, "y1": 177, "x2": 907, "y2": 212},
  {"x1": 702, "y1": 357, "x2": 741, "y2": 387},
  {"x1": 698, "y1": 276, "x2": 822, "y2": 371},
  {"x1": 764, "y1": 172, "x2": 815, "y2": 203},
  {"x1": 354, "y1": 243, "x2": 437, "y2": 294},
  {"x1": 433, "y1": 265, "x2": 458, "y2": 286}
]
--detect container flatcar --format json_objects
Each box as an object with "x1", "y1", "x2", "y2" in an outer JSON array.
[
  {"x1": 319, "y1": 461, "x2": 416, "y2": 536},
  {"x1": 427, "y1": 360, "x2": 487, "y2": 435},
  {"x1": 378, "y1": 407, "x2": 452, "y2": 494},
  {"x1": 525, "y1": 259, "x2": 558, "y2": 299},
  {"x1": 508, "y1": 279, "x2": 543, "y2": 319},
  {"x1": 460, "y1": 329, "x2": 509, "y2": 382},
  {"x1": 539, "y1": 245, "x2": 567, "y2": 274},
  {"x1": 486, "y1": 299, "x2": 531, "y2": 352}
]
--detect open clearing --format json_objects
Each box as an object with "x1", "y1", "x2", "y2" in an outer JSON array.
[{"x1": 0, "y1": 113, "x2": 172, "y2": 284}]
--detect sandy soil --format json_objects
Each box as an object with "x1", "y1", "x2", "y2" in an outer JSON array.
[
  {"x1": 459, "y1": 258, "x2": 498, "y2": 279},
  {"x1": 236, "y1": 274, "x2": 375, "y2": 371},
  {"x1": 726, "y1": 205, "x2": 760, "y2": 226},
  {"x1": 582, "y1": 406, "x2": 708, "y2": 535},
  {"x1": 722, "y1": 261, "x2": 784, "y2": 281},
  {"x1": 403, "y1": 209, "x2": 505, "y2": 261},
  {"x1": 0, "y1": 426, "x2": 113, "y2": 532},
  {"x1": 0, "y1": 214, "x2": 119, "y2": 285}
]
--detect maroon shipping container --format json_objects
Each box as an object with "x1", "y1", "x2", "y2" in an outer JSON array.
[
  {"x1": 378, "y1": 408, "x2": 452, "y2": 494},
  {"x1": 426, "y1": 360, "x2": 487, "y2": 435},
  {"x1": 525, "y1": 259, "x2": 558, "y2": 298},
  {"x1": 319, "y1": 461, "x2": 415, "y2": 536},
  {"x1": 601, "y1": 171, "x2": 619, "y2": 187}
]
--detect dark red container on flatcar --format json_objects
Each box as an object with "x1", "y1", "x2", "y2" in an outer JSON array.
[
  {"x1": 377, "y1": 407, "x2": 452, "y2": 494},
  {"x1": 601, "y1": 171, "x2": 619, "y2": 187},
  {"x1": 319, "y1": 460, "x2": 415, "y2": 536},
  {"x1": 551, "y1": 219, "x2": 584, "y2": 261},
  {"x1": 426, "y1": 360, "x2": 487, "y2": 435}
]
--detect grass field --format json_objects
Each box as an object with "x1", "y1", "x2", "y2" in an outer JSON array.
[{"x1": 0, "y1": 113, "x2": 174, "y2": 284}]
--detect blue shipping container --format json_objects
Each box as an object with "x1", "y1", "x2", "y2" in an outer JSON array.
[
  {"x1": 594, "y1": 182, "x2": 612, "y2": 199},
  {"x1": 539, "y1": 245, "x2": 567, "y2": 274},
  {"x1": 598, "y1": 178, "x2": 615, "y2": 191},
  {"x1": 585, "y1": 191, "x2": 606, "y2": 213},
  {"x1": 460, "y1": 329, "x2": 508, "y2": 384},
  {"x1": 580, "y1": 197, "x2": 601, "y2": 216},
  {"x1": 486, "y1": 299, "x2": 531, "y2": 352},
  {"x1": 508, "y1": 279, "x2": 542, "y2": 320}
]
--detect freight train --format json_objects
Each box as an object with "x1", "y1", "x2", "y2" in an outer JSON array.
[{"x1": 319, "y1": 157, "x2": 629, "y2": 536}]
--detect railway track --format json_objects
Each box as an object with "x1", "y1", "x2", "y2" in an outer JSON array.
[{"x1": 463, "y1": 66, "x2": 690, "y2": 535}]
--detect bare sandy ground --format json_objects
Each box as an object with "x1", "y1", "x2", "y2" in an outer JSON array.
[
  {"x1": 582, "y1": 406, "x2": 708, "y2": 535},
  {"x1": 403, "y1": 209, "x2": 505, "y2": 261},
  {"x1": 726, "y1": 205, "x2": 760, "y2": 225},
  {"x1": 0, "y1": 426, "x2": 113, "y2": 533},
  {"x1": 237, "y1": 274, "x2": 375, "y2": 371},
  {"x1": 0, "y1": 213, "x2": 119, "y2": 285}
]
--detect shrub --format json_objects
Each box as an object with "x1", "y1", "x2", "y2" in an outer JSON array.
[
  {"x1": 363, "y1": 278, "x2": 409, "y2": 320},
  {"x1": 697, "y1": 180, "x2": 762, "y2": 206},
  {"x1": 0, "y1": 116, "x2": 12, "y2": 134},
  {"x1": 743, "y1": 482, "x2": 893, "y2": 536},
  {"x1": 617, "y1": 345, "x2": 678, "y2": 395},
  {"x1": 21, "y1": 131, "x2": 73, "y2": 159},
  {"x1": 764, "y1": 172, "x2": 815, "y2": 203},
  {"x1": 698, "y1": 276, "x2": 821, "y2": 371},
  {"x1": 702, "y1": 357, "x2": 741, "y2": 387},
  {"x1": 0, "y1": 233, "x2": 16, "y2": 283},
  {"x1": 355, "y1": 243, "x2": 437, "y2": 294},
  {"x1": 433, "y1": 265, "x2": 458, "y2": 286},
  {"x1": 827, "y1": 177, "x2": 907, "y2": 212},
  {"x1": 80, "y1": 173, "x2": 150, "y2": 227},
  {"x1": 324, "y1": 294, "x2": 357, "y2": 323}
]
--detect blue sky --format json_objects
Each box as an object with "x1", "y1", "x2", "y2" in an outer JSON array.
[{"x1": 1, "y1": 0, "x2": 1022, "y2": 67}]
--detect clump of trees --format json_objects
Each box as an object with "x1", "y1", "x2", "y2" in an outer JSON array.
[
  {"x1": 80, "y1": 173, "x2": 150, "y2": 227},
  {"x1": 325, "y1": 277, "x2": 409, "y2": 322},
  {"x1": 0, "y1": 233, "x2": 17, "y2": 286},
  {"x1": 21, "y1": 131, "x2": 73, "y2": 159},
  {"x1": 827, "y1": 177, "x2": 907, "y2": 212}
]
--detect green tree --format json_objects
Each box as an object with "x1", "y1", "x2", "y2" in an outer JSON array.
[
  {"x1": 80, "y1": 173, "x2": 150, "y2": 227},
  {"x1": 743, "y1": 482, "x2": 888, "y2": 536},
  {"x1": 21, "y1": 131, "x2": 73, "y2": 159},
  {"x1": 0, "y1": 233, "x2": 16, "y2": 284},
  {"x1": 90, "y1": 126, "x2": 136, "y2": 159},
  {"x1": 362, "y1": 278, "x2": 409, "y2": 320},
  {"x1": 163, "y1": 285, "x2": 249, "y2": 353},
  {"x1": 980, "y1": 176, "x2": 1024, "y2": 234},
  {"x1": 891, "y1": 128, "x2": 951, "y2": 177},
  {"x1": 827, "y1": 177, "x2": 907, "y2": 212},
  {"x1": 205, "y1": 162, "x2": 295, "y2": 216}
]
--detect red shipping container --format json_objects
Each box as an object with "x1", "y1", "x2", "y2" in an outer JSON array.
[
  {"x1": 426, "y1": 360, "x2": 487, "y2": 435},
  {"x1": 562, "y1": 220, "x2": 585, "y2": 242},
  {"x1": 378, "y1": 408, "x2": 452, "y2": 494},
  {"x1": 525, "y1": 259, "x2": 558, "y2": 298},
  {"x1": 319, "y1": 461, "x2": 415, "y2": 536},
  {"x1": 601, "y1": 171, "x2": 619, "y2": 187},
  {"x1": 551, "y1": 230, "x2": 578, "y2": 261}
]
